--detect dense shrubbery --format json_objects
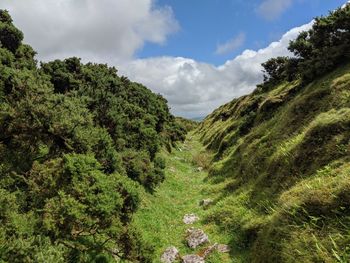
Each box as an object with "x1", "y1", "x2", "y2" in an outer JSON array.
[
  {"x1": 258, "y1": 4, "x2": 350, "y2": 92},
  {"x1": 175, "y1": 117, "x2": 199, "y2": 132},
  {"x1": 0, "y1": 10, "x2": 185, "y2": 262}
]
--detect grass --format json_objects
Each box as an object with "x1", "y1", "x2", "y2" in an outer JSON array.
[
  {"x1": 195, "y1": 63, "x2": 350, "y2": 262},
  {"x1": 132, "y1": 133, "x2": 238, "y2": 263},
  {"x1": 131, "y1": 64, "x2": 350, "y2": 263}
]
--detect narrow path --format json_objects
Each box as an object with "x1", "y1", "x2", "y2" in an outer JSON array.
[{"x1": 132, "y1": 133, "x2": 234, "y2": 263}]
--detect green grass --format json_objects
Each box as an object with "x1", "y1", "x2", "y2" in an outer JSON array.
[
  {"x1": 133, "y1": 64, "x2": 350, "y2": 263},
  {"x1": 195, "y1": 63, "x2": 350, "y2": 262},
  {"x1": 132, "y1": 133, "x2": 238, "y2": 263}
]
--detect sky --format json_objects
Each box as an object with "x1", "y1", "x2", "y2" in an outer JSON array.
[{"x1": 0, "y1": 0, "x2": 348, "y2": 118}]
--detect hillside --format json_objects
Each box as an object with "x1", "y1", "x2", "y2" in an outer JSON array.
[{"x1": 197, "y1": 5, "x2": 350, "y2": 263}]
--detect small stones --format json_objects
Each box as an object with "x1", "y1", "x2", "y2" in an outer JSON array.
[
  {"x1": 199, "y1": 243, "x2": 218, "y2": 258},
  {"x1": 181, "y1": 254, "x2": 205, "y2": 263},
  {"x1": 161, "y1": 246, "x2": 179, "y2": 263},
  {"x1": 183, "y1": 214, "x2": 199, "y2": 224},
  {"x1": 199, "y1": 199, "x2": 213, "y2": 208},
  {"x1": 186, "y1": 228, "x2": 209, "y2": 249},
  {"x1": 195, "y1": 167, "x2": 203, "y2": 172},
  {"x1": 216, "y1": 244, "x2": 230, "y2": 253}
]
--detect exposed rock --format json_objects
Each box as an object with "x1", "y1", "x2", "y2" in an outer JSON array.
[
  {"x1": 186, "y1": 227, "x2": 195, "y2": 234},
  {"x1": 216, "y1": 244, "x2": 230, "y2": 253},
  {"x1": 199, "y1": 243, "x2": 218, "y2": 258},
  {"x1": 196, "y1": 167, "x2": 203, "y2": 172},
  {"x1": 199, "y1": 199, "x2": 213, "y2": 208},
  {"x1": 183, "y1": 214, "x2": 199, "y2": 224},
  {"x1": 161, "y1": 246, "x2": 179, "y2": 263},
  {"x1": 186, "y1": 228, "x2": 209, "y2": 249},
  {"x1": 181, "y1": 254, "x2": 205, "y2": 263}
]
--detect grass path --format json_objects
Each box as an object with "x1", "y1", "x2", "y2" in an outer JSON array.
[{"x1": 132, "y1": 134, "x2": 234, "y2": 262}]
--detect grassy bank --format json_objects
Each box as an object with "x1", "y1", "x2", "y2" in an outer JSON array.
[{"x1": 197, "y1": 63, "x2": 350, "y2": 262}]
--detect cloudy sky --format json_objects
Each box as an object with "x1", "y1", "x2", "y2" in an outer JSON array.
[{"x1": 0, "y1": 0, "x2": 347, "y2": 117}]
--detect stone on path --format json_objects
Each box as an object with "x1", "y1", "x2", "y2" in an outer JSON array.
[
  {"x1": 216, "y1": 244, "x2": 230, "y2": 253},
  {"x1": 196, "y1": 167, "x2": 203, "y2": 172},
  {"x1": 199, "y1": 199, "x2": 213, "y2": 208},
  {"x1": 161, "y1": 246, "x2": 179, "y2": 263},
  {"x1": 183, "y1": 214, "x2": 199, "y2": 224},
  {"x1": 199, "y1": 243, "x2": 218, "y2": 258},
  {"x1": 181, "y1": 254, "x2": 205, "y2": 263},
  {"x1": 186, "y1": 228, "x2": 209, "y2": 249}
]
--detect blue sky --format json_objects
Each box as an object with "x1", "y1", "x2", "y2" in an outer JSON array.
[
  {"x1": 2, "y1": 0, "x2": 348, "y2": 117},
  {"x1": 139, "y1": 0, "x2": 346, "y2": 65}
]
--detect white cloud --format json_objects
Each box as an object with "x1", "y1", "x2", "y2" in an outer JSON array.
[
  {"x1": 215, "y1": 32, "x2": 246, "y2": 55},
  {"x1": 0, "y1": 0, "x2": 178, "y2": 63},
  {"x1": 256, "y1": 0, "x2": 293, "y2": 20},
  {"x1": 342, "y1": 1, "x2": 350, "y2": 8},
  {"x1": 0, "y1": 0, "x2": 314, "y2": 118},
  {"x1": 120, "y1": 22, "x2": 313, "y2": 117}
]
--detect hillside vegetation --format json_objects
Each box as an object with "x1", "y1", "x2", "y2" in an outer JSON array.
[
  {"x1": 198, "y1": 5, "x2": 350, "y2": 263},
  {"x1": 0, "y1": 10, "x2": 185, "y2": 262},
  {"x1": 1, "y1": 3, "x2": 350, "y2": 263}
]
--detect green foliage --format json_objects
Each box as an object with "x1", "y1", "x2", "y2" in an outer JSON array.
[
  {"x1": 0, "y1": 12, "x2": 23, "y2": 52},
  {"x1": 175, "y1": 117, "x2": 199, "y2": 132},
  {"x1": 261, "y1": 57, "x2": 289, "y2": 84},
  {"x1": 0, "y1": 10, "x2": 185, "y2": 262},
  {"x1": 259, "y1": 3, "x2": 350, "y2": 88}
]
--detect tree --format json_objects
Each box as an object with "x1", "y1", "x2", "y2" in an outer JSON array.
[{"x1": 0, "y1": 12, "x2": 23, "y2": 52}]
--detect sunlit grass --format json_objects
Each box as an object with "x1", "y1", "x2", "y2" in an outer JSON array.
[{"x1": 132, "y1": 133, "x2": 235, "y2": 263}]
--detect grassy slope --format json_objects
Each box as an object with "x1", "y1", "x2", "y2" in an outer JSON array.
[
  {"x1": 197, "y1": 64, "x2": 350, "y2": 262},
  {"x1": 132, "y1": 134, "x2": 240, "y2": 263}
]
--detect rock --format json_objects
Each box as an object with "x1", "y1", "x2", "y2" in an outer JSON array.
[
  {"x1": 216, "y1": 244, "x2": 230, "y2": 253},
  {"x1": 161, "y1": 246, "x2": 179, "y2": 263},
  {"x1": 183, "y1": 214, "x2": 199, "y2": 224},
  {"x1": 199, "y1": 199, "x2": 213, "y2": 208},
  {"x1": 181, "y1": 254, "x2": 205, "y2": 263},
  {"x1": 186, "y1": 228, "x2": 209, "y2": 249},
  {"x1": 186, "y1": 227, "x2": 195, "y2": 234},
  {"x1": 196, "y1": 167, "x2": 203, "y2": 172},
  {"x1": 199, "y1": 243, "x2": 218, "y2": 258}
]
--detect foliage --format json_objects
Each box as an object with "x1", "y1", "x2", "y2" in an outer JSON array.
[
  {"x1": 260, "y1": 3, "x2": 350, "y2": 88},
  {"x1": 0, "y1": 10, "x2": 186, "y2": 262},
  {"x1": 175, "y1": 117, "x2": 199, "y2": 132}
]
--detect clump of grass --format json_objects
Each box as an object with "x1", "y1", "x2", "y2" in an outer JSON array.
[{"x1": 192, "y1": 150, "x2": 212, "y2": 169}]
